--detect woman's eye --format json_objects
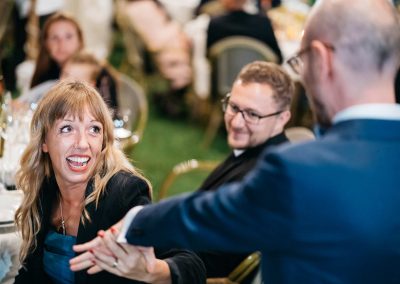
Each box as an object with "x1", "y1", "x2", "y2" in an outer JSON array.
[
  {"x1": 89, "y1": 125, "x2": 102, "y2": 134},
  {"x1": 60, "y1": 125, "x2": 72, "y2": 133}
]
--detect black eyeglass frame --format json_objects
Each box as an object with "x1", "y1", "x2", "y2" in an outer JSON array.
[
  {"x1": 221, "y1": 93, "x2": 285, "y2": 124},
  {"x1": 286, "y1": 42, "x2": 335, "y2": 75}
]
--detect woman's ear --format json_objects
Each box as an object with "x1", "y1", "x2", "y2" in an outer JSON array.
[{"x1": 42, "y1": 142, "x2": 48, "y2": 153}]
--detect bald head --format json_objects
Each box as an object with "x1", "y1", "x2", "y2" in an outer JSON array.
[{"x1": 304, "y1": 0, "x2": 400, "y2": 75}]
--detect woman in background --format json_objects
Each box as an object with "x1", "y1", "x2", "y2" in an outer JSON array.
[{"x1": 30, "y1": 12, "x2": 83, "y2": 88}]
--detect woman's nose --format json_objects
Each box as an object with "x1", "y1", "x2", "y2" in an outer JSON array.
[{"x1": 75, "y1": 132, "x2": 89, "y2": 149}]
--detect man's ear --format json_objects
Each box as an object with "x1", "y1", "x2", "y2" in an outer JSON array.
[
  {"x1": 310, "y1": 40, "x2": 335, "y2": 81},
  {"x1": 278, "y1": 110, "x2": 291, "y2": 128}
]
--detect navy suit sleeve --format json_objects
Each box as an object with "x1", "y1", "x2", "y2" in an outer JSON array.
[
  {"x1": 125, "y1": 151, "x2": 295, "y2": 253},
  {"x1": 114, "y1": 173, "x2": 206, "y2": 283}
]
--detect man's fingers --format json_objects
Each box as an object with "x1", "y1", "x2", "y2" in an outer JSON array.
[{"x1": 102, "y1": 229, "x2": 130, "y2": 259}]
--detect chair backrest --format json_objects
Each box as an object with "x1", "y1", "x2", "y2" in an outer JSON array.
[
  {"x1": 198, "y1": 1, "x2": 226, "y2": 17},
  {"x1": 228, "y1": 251, "x2": 261, "y2": 283},
  {"x1": 158, "y1": 159, "x2": 220, "y2": 201},
  {"x1": 115, "y1": 0, "x2": 146, "y2": 82},
  {"x1": 209, "y1": 36, "x2": 279, "y2": 99},
  {"x1": 285, "y1": 126, "x2": 315, "y2": 143},
  {"x1": 116, "y1": 73, "x2": 148, "y2": 150}
]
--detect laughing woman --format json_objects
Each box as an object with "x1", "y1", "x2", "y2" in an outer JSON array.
[{"x1": 14, "y1": 81, "x2": 205, "y2": 284}]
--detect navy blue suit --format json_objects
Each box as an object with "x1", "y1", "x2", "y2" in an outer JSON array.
[{"x1": 126, "y1": 119, "x2": 400, "y2": 284}]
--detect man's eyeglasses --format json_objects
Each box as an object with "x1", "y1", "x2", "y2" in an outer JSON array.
[
  {"x1": 221, "y1": 94, "x2": 284, "y2": 124},
  {"x1": 286, "y1": 42, "x2": 335, "y2": 75}
]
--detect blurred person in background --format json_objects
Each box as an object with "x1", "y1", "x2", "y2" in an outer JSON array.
[
  {"x1": 1, "y1": 0, "x2": 65, "y2": 91},
  {"x1": 30, "y1": 12, "x2": 83, "y2": 89},
  {"x1": 60, "y1": 51, "x2": 118, "y2": 113},
  {"x1": 206, "y1": 0, "x2": 282, "y2": 61}
]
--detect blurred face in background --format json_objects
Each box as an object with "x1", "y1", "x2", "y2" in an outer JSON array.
[
  {"x1": 46, "y1": 20, "x2": 82, "y2": 67},
  {"x1": 225, "y1": 81, "x2": 289, "y2": 149}
]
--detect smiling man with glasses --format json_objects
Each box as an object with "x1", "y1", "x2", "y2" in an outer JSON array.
[
  {"x1": 219, "y1": 61, "x2": 292, "y2": 151},
  {"x1": 194, "y1": 61, "x2": 292, "y2": 280}
]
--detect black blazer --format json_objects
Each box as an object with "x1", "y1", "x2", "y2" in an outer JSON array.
[
  {"x1": 197, "y1": 133, "x2": 288, "y2": 279},
  {"x1": 206, "y1": 10, "x2": 283, "y2": 63},
  {"x1": 15, "y1": 171, "x2": 206, "y2": 284}
]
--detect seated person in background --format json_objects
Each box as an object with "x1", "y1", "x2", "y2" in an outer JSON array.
[
  {"x1": 70, "y1": 60, "x2": 293, "y2": 283},
  {"x1": 122, "y1": 0, "x2": 192, "y2": 90},
  {"x1": 186, "y1": 0, "x2": 282, "y2": 99},
  {"x1": 15, "y1": 12, "x2": 84, "y2": 105},
  {"x1": 61, "y1": 51, "x2": 119, "y2": 113},
  {"x1": 121, "y1": 0, "x2": 192, "y2": 117},
  {"x1": 207, "y1": 0, "x2": 283, "y2": 62},
  {"x1": 14, "y1": 81, "x2": 206, "y2": 284},
  {"x1": 197, "y1": 61, "x2": 292, "y2": 280},
  {"x1": 30, "y1": 12, "x2": 84, "y2": 89}
]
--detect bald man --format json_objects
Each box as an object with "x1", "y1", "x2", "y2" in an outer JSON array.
[{"x1": 74, "y1": 1, "x2": 400, "y2": 283}]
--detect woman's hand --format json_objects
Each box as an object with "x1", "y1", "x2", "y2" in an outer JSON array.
[{"x1": 70, "y1": 222, "x2": 171, "y2": 284}]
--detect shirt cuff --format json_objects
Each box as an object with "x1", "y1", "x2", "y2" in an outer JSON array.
[{"x1": 117, "y1": 205, "x2": 144, "y2": 243}]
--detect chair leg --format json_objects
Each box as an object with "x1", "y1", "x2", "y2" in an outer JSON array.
[{"x1": 202, "y1": 102, "x2": 223, "y2": 148}]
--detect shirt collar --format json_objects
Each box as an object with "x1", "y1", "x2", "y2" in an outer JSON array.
[
  {"x1": 333, "y1": 103, "x2": 400, "y2": 124},
  {"x1": 233, "y1": 149, "x2": 245, "y2": 157}
]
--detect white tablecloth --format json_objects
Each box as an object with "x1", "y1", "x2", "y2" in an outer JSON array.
[
  {"x1": 0, "y1": 190, "x2": 23, "y2": 283},
  {"x1": 0, "y1": 227, "x2": 21, "y2": 284}
]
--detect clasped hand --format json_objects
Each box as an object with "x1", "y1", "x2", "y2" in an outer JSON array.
[{"x1": 70, "y1": 221, "x2": 170, "y2": 283}]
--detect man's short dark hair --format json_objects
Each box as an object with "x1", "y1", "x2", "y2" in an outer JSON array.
[{"x1": 236, "y1": 61, "x2": 294, "y2": 110}]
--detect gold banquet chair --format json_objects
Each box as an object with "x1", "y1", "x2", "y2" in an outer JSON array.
[
  {"x1": 157, "y1": 159, "x2": 220, "y2": 201},
  {"x1": 203, "y1": 36, "x2": 280, "y2": 148},
  {"x1": 115, "y1": 0, "x2": 146, "y2": 83},
  {"x1": 207, "y1": 252, "x2": 262, "y2": 284},
  {"x1": 115, "y1": 73, "x2": 148, "y2": 152},
  {"x1": 285, "y1": 126, "x2": 315, "y2": 143}
]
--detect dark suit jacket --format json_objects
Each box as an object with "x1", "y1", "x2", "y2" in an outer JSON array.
[
  {"x1": 395, "y1": 69, "x2": 400, "y2": 103},
  {"x1": 207, "y1": 10, "x2": 283, "y2": 63},
  {"x1": 15, "y1": 171, "x2": 205, "y2": 284},
  {"x1": 197, "y1": 133, "x2": 288, "y2": 278},
  {"x1": 125, "y1": 119, "x2": 400, "y2": 284}
]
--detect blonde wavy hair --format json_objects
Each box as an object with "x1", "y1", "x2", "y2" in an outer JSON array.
[{"x1": 15, "y1": 80, "x2": 151, "y2": 263}]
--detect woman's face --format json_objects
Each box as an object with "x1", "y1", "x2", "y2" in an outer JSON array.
[
  {"x1": 42, "y1": 109, "x2": 103, "y2": 190},
  {"x1": 46, "y1": 20, "x2": 82, "y2": 67}
]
